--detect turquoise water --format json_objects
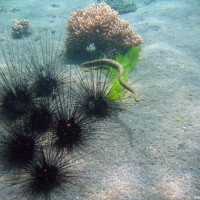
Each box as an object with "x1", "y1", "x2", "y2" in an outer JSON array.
[{"x1": 0, "y1": 0, "x2": 199, "y2": 199}]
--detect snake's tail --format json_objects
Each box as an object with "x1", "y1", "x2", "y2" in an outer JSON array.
[{"x1": 133, "y1": 92, "x2": 139, "y2": 102}]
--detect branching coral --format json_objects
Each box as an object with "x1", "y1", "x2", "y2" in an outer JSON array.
[{"x1": 66, "y1": 3, "x2": 142, "y2": 57}]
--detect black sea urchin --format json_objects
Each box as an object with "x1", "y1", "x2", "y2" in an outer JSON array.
[
  {"x1": 0, "y1": 84, "x2": 35, "y2": 121},
  {"x1": 52, "y1": 89, "x2": 98, "y2": 153},
  {"x1": 25, "y1": 99, "x2": 54, "y2": 134},
  {"x1": 72, "y1": 67, "x2": 120, "y2": 119},
  {"x1": 18, "y1": 148, "x2": 80, "y2": 200},
  {"x1": 0, "y1": 123, "x2": 40, "y2": 173},
  {"x1": 0, "y1": 40, "x2": 35, "y2": 121},
  {"x1": 22, "y1": 33, "x2": 66, "y2": 99}
]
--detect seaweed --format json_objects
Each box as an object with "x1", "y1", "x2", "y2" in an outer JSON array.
[{"x1": 106, "y1": 46, "x2": 141, "y2": 101}]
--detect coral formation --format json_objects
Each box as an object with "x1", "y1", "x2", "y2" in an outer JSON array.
[
  {"x1": 97, "y1": 0, "x2": 137, "y2": 14},
  {"x1": 11, "y1": 19, "x2": 31, "y2": 38},
  {"x1": 66, "y1": 3, "x2": 142, "y2": 57}
]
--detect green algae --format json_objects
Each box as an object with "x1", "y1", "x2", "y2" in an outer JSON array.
[{"x1": 106, "y1": 46, "x2": 141, "y2": 101}]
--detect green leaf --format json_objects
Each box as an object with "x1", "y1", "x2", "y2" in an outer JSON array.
[{"x1": 107, "y1": 46, "x2": 141, "y2": 101}]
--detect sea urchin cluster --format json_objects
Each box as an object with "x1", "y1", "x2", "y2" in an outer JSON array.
[
  {"x1": 0, "y1": 33, "x2": 116, "y2": 199},
  {"x1": 0, "y1": 19, "x2": 140, "y2": 198}
]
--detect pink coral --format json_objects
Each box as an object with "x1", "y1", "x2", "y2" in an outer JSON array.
[{"x1": 66, "y1": 3, "x2": 142, "y2": 57}]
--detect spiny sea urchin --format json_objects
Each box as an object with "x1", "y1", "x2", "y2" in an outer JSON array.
[
  {"x1": 52, "y1": 89, "x2": 98, "y2": 153},
  {"x1": 22, "y1": 33, "x2": 66, "y2": 99},
  {"x1": 0, "y1": 84, "x2": 35, "y2": 121},
  {"x1": 0, "y1": 39, "x2": 35, "y2": 121},
  {"x1": 72, "y1": 67, "x2": 121, "y2": 119},
  {"x1": 0, "y1": 122, "x2": 40, "y2": 173},
  {"x1": 17, "y1": 147, "x2": 81, "y2": 200},
  {"x1": 25, "y1": 99, "x2": 54, "y2": 134}
]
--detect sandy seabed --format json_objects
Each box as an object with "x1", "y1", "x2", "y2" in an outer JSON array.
[{"x1": 0, "y1": 0, "x2": 199, "y2": 199}]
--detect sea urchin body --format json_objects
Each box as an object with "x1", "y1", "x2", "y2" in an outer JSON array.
[
  {"x1": 52, "y1": 91, "x2": 97, "y2": 153},
  {"x1": 18, "y1": 148, "x2": 79, "y2": 200},
  {"x1": 25, "y1": 100, "x2": 54, "y2": 134},
  {"x1": 0, "y1": 123, "x2": 40, "y2": 173},
  {"x1": 72, "y1": 67, "x2": 120, "y2": 119}
]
